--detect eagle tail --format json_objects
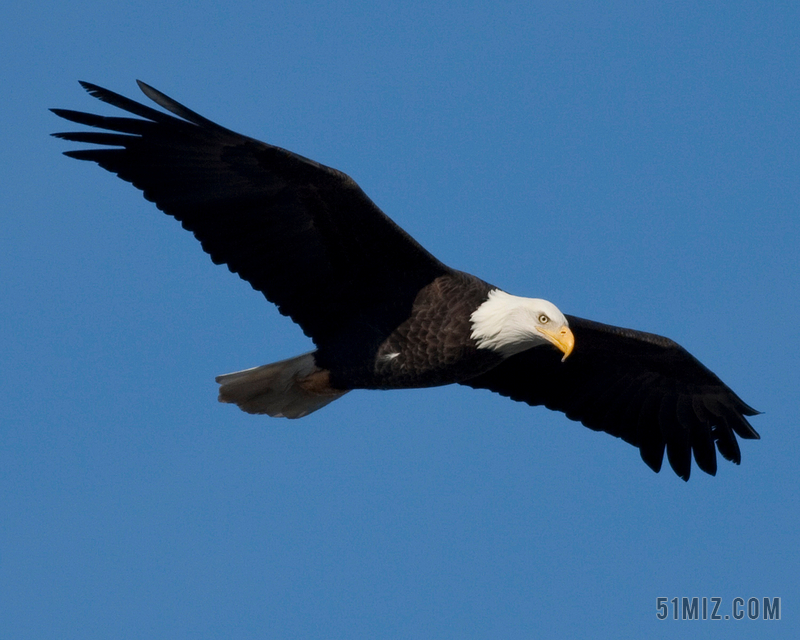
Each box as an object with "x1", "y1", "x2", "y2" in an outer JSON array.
[{"x1": 215, "y1": 351, "x2": 348, "y2": 418}]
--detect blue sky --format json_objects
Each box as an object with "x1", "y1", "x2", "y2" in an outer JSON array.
[{"x1": 2, "y1": 1, "x2": 798, "y2": 638}]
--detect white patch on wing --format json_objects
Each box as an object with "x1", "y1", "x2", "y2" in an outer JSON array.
[{"x1": 381, "y1": 352, "x2": 400, "y2": 361}]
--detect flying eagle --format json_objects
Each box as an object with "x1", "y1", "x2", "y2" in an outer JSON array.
[{"x1": 52, "y1": 81, "x2": 760, "y2": 480}]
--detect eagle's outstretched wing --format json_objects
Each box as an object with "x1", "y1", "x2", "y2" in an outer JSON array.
[
  {"x1": 52, "y1": 81, "x2": 449, "y2": 345},
  {"x1": 462, "y1": 315, "x2": 760, "y2": 480}
]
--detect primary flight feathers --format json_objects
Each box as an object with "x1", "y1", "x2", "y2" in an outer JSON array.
[{"x1": 52, "y1": 81, "x2": 759, "y2": 480}]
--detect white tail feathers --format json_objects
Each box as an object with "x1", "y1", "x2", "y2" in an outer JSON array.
[{"x1": 215, "y1": 351, "x2": 348, "y2": 419}]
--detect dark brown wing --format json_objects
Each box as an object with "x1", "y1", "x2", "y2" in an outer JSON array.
[
  {"x1": 461, "y1": 315, "x2": 760, "y2": 480},
  {"x1": 52, "y1": 81, "x2": 450, "y2": 346}
]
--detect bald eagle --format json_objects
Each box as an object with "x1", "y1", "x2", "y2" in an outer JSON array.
[{"x1": 52, "y1": 81, "x2": 760, "y2": 480}]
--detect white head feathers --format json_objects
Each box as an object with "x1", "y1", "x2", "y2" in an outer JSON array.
[{"x1": 470, "y1": 289, "x2": 572, "y2": 358}]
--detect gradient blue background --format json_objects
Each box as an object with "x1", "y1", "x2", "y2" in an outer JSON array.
[{"x1": 2, "y1": 2, "x2": 797, "y2": 638}]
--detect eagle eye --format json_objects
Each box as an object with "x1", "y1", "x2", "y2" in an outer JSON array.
[{"x1": 539, "y1": 314, "x2": 550, "y2": 324}]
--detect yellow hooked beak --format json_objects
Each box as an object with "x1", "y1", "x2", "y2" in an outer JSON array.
[{"x1": 537, "y1": 325, "x2": 575, "y2": 362}]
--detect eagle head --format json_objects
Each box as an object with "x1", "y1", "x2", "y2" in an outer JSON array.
[{"x1": 470, "y1": 289, "x2": 574, "y2": 360}]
